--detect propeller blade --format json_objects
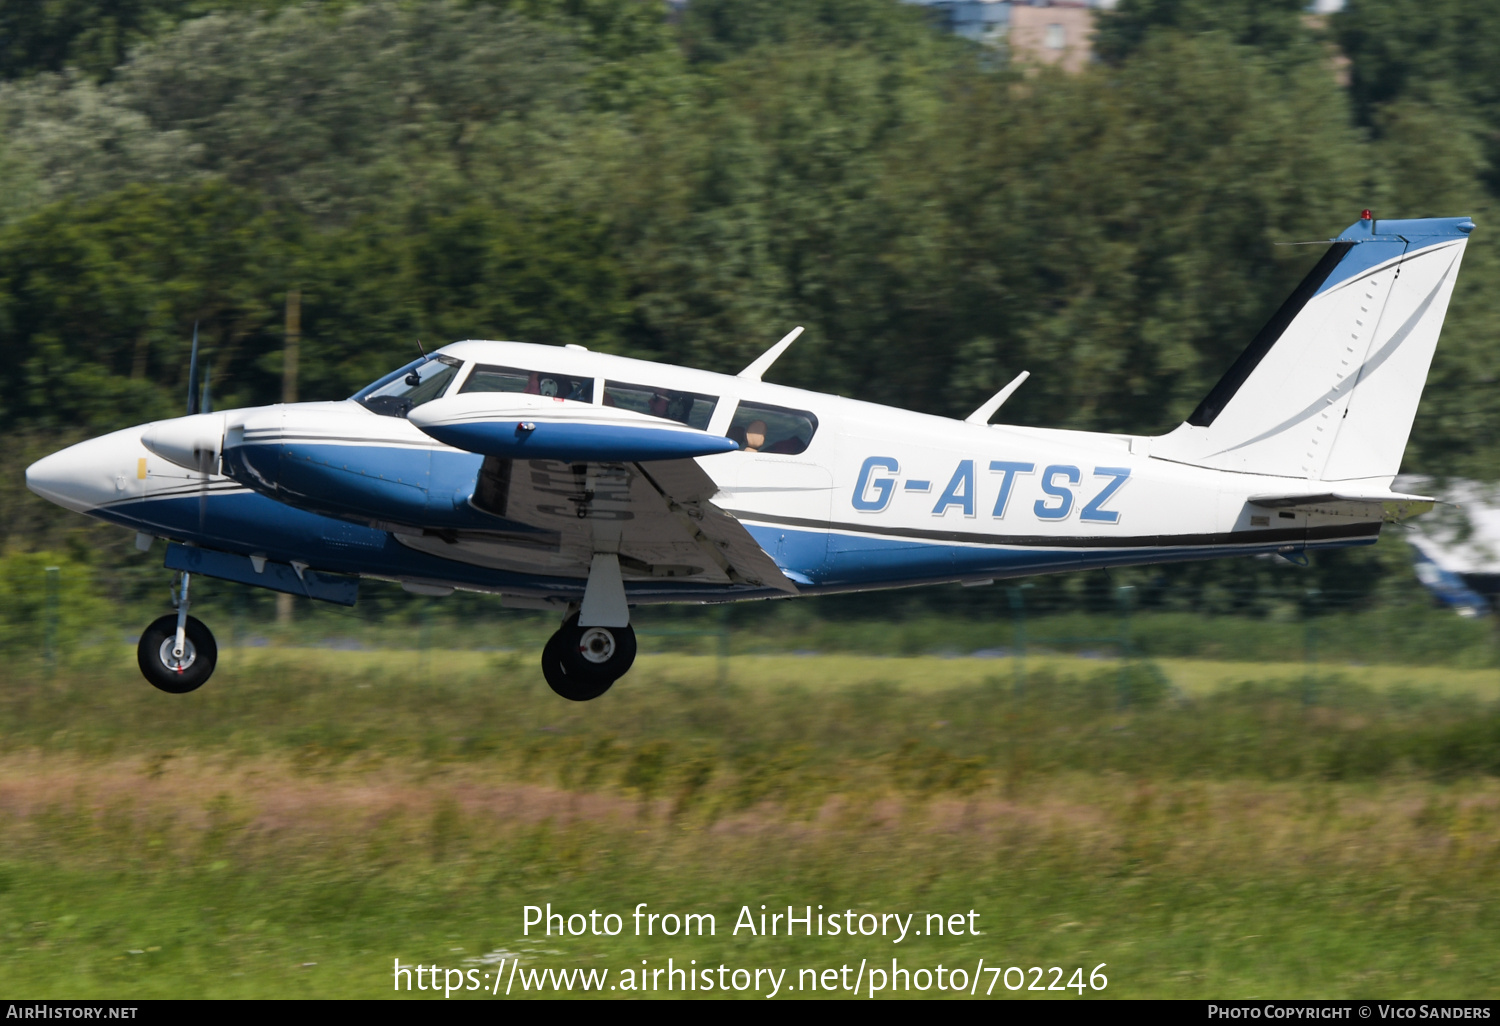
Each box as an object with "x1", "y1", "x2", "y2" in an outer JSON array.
[
  {"x1": 186, "y1": 321, "x2": 201, "y2": 416},
  {"x1": 198, "y1": 355, "x2": 213, "y2": 530}
]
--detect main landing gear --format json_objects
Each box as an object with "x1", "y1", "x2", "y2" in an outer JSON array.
[
  {"x1": 137, "y1": 572, "x2": 217, "y2": 694},
  {"x1": 541, "y1": 614, "x2": 637, "y2": 701},
  {"x1": 540, "y1": 553, "x2": 636, "y2": 701}
]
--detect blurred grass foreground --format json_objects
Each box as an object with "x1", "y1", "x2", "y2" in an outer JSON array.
[{"x1": 2, "y1": 642, "x2": 1499, "y2": 998}]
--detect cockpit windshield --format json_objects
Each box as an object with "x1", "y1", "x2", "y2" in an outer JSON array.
[{"x1": 355, "y1": 355, "x2": 461, "y2": 418}]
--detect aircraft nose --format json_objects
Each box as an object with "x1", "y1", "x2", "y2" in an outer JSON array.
[
  {"x1": 27, "y1": 449, "x2": 86, "y2": 513},
  {"x1": 26, "y1": 431, "x2": 144, "y2": 513}
]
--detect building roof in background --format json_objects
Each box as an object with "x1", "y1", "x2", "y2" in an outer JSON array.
[{"x1": 903, "y1": 0, "x2": 1100, "y2": 70}]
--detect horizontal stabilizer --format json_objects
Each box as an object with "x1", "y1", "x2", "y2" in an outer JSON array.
[
  {"x1": 410, "y1": 394, "x2": 739, "y2": 461},
  {"x1": 1248, "y1": 490, "x2": 1434, "y2": 522}
]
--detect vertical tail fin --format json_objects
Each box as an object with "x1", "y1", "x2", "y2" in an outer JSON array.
[{"x1": 1152, "y1": 214, "x2": 1473, "y2": 481}]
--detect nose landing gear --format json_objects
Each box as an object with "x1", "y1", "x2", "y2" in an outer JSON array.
[
  {"x1": 137, "y1": 572, "x2": 217, "y2": 693},
  {"x1": 541, "y1": 613, "x2": 637, "y2": 701}
]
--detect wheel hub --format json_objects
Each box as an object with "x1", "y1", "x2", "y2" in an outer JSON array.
[
  {"x1": 158, "y1": 636, "x2": 197, "y2": 673},
  {"x1": 577, "y1": 627, "x2": 617, "y2": 664}
]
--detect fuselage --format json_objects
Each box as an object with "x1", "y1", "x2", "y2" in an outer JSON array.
[{"x1": 26, "y1": 339, "x2": 1385, "y2": 605}]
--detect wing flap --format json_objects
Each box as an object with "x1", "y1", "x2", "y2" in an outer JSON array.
[
  {"x1": 424, "y1": 455, "x2": 798, "y2": 593},
  {"x1": 636, "y1": 459, "x2": 799, "y2": 594}
]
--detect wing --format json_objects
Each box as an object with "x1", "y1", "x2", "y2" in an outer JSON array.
[
  {"x1": 397, "y1": 455, "x2": 799, "y2": 594},
  {"x1": 400, "y1": 391, "x2": 797, "y2": 593}
]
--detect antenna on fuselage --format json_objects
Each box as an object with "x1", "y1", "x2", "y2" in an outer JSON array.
[
  {"x1": 965, "y1": 370, "x2": 1030, "y2": 425},
  {"x1": 738, "y1": 326, "x2": 804, "y2": 381}
]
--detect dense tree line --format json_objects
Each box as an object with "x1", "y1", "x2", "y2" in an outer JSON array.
[{"x1": 1, "y1": 0, "x2": 1496, "y2": 614}]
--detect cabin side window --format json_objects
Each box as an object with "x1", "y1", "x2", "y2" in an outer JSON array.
[
  {"x1": 459, "y1": 365, "x2": 595, "y2": 402},
  {"x1": 727, "y1": 401, "x2": 818, "y2": 455},
  {"x1": 603, "y1": 381, "x2": 718, "y2": 429}
]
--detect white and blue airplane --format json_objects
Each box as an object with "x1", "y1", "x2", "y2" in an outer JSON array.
[{"x1": 25, "y1": 212, "x2": 1472, "y2": 700}]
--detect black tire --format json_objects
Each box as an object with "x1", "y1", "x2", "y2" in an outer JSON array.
[
  {"x1": 541, "y1": 630, "x2": 615, "y2": 702},
  {"x1": 557, "y1": 614, "x2": 637, "y2": 683},
  {"x1": 137, "y1": 613, "x2": 217, "y2": 694}
]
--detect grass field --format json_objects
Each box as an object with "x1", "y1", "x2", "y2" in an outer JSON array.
[
  {"x1": 175, "y1": 646, "x2": 1500, "y2": 702},
  {"x1": 2, "y1": 646, "x2": 1499, "y2": 999}
]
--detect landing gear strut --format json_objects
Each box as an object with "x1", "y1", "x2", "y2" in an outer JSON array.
[
  {"x1": 137, "y1": 572, "x2": 217, "y2": 693},
  {"x1": 541, "y1": 614, "x2": 636, "y2": 701}
]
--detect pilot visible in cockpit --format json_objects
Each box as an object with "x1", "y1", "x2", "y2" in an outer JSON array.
[{"x1": 742, "y1": 420, "x2": 768, "y2": 452}]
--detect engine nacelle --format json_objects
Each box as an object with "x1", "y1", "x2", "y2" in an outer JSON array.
[
  {"x1": 220, "y1": 402, "x2": 494, "y2": 530},
  {"x1": 141, "y1": 413, "x2": 227, "y2": 473}
]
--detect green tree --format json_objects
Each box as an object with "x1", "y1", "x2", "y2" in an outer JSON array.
[
  {"x1": 0, "y1": 68, "x2": 199, "y2": 223},
  {"x1": 1095, "y1": 0, "x2": 1317, "y2": 66},
  {"x1": 502, "y1": 0, "x2": 675, "y2": 62},
  {"x1": 1337, "y1": 0, "x2": 1500, "y2": 195},
  {"x1": 974, "y1": 36, "x2": 1369, "y2": 434},
  {"x1": 0, "y1": 0, "x2": 183, "y2": 80},
  {"x1": 678, "y1": 0, "x2": 941, "y2": 63},
  {"x1": 0, "y1": 181, "x2": 293, "y2": 431},
  {"x1": 1337, "y1": 0, "x2": 1500, "y2": 125},
  {"x1": 291, "y1": 201, "x2": 634, "y2": 401},
  {"x1": 607, "y1": 32, "x2": 1373, "y2": 438},
  {"x1": 0, "y1": 0, "x2": 316, "y2": 81},
  {"x1": 0, "y1": 551, "x2": 113, "y2": 655},
  {"x1": 114, "y1": 1, "x2": 585, "y2": 222}
]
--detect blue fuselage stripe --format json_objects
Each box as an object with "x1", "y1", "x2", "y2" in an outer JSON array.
[
  {"x1": 93, "y1": 487, "x2": 1376, "y2": 603},
  {"x1": 744, "y1": 523, "x2": 1375, "y2": 589}
]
